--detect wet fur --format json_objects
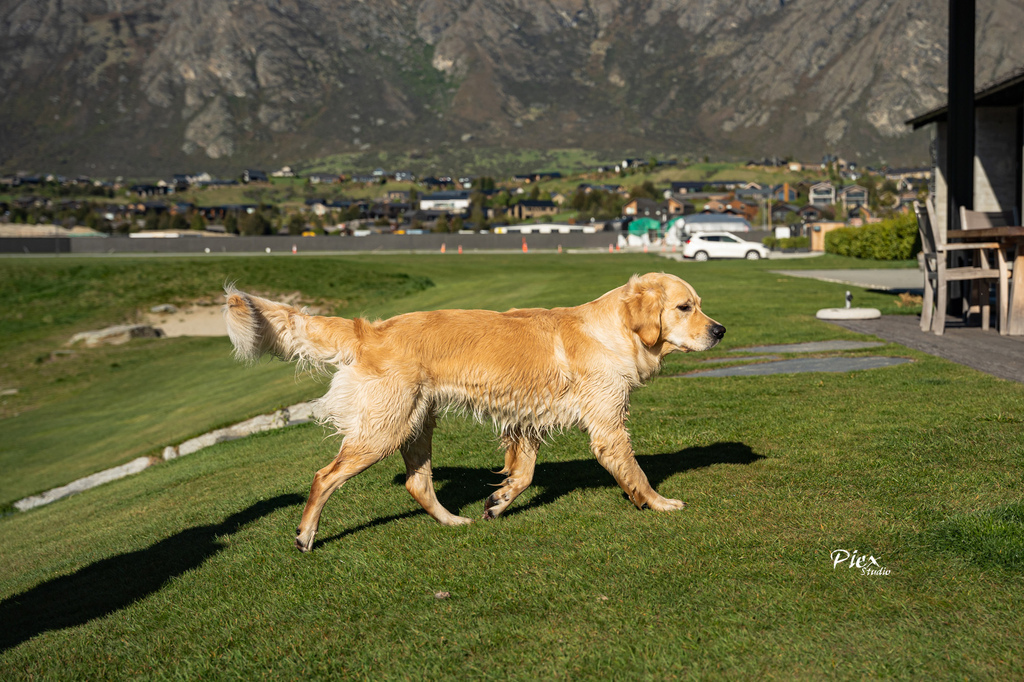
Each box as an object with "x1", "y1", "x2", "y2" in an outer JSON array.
[{"x1": 223, "y1": 273, "x2": 725, "y2": 551}]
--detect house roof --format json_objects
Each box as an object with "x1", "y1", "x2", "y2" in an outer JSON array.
[
  {"x1": 906, "y1": 64, "x2": 1024, "y2": 129},
  {"x1": 422, "y1": 191, "x2": 471, "y2": 200},
  {"x1": 626, "y1": 197, "x2": 662, "y2": 210}
]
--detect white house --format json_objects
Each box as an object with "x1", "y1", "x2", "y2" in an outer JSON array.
[
  {"x1": 808, "y1": 181, "x2": 836, "y2": 207},
  {"x1": 419, "y1": 191, "x2": 472, "y2": 212}
]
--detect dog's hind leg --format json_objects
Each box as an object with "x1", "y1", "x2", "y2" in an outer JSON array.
[
  {"x1": 401, "y1": 414, "x2": 473, "y2": 527},
  {"x1": 483, "y1": 429, "x2": 541, "y2": 520},
  {"x1": 295, "y1": 437, "x2": 396, "y2": 552},
  {"x1": 588, "y1": 426, "x2": 685, "y2": 512}
]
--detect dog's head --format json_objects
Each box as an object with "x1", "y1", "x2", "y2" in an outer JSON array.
[{"x1": 623, "y1": 273, "x2": 725, "y2": 353}]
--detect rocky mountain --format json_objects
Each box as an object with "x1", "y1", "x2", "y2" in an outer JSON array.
[{"x1": 1, "y1": 0, "x2": 1022, "y2": 176}]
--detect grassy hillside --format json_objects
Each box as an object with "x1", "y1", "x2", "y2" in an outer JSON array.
[{"x1": 1, "y1": 253, "x2": 1022, "y2": 678}]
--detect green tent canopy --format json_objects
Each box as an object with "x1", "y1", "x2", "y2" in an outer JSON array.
[{"x1": 627, "y1": 217, "x2": 662, "y2": 235}]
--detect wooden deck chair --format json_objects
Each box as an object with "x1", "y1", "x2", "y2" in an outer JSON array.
[
  {"x1": 959, "y1": 206, "x2": 1017, "y2": 335},
  {"x1": 914, "y1": 200, "x2": 1002, "y2": 335}
]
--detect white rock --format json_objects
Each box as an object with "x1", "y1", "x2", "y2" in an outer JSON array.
[
  {"x1": 286, "y1": 401, "x2": 316, "y2": 425},
  {"x1": 69, "y1": 325, "x2": 164, "y2": 347},
  {"x1": 13, "y1": 456, "x2": 157, "y2": 511}
]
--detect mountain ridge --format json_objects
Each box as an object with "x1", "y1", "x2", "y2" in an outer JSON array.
[{"x1": 1, "y1": 0, "x2": 1021, "y2": 175}]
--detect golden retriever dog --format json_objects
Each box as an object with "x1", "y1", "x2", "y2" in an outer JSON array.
[{"x1": 223, "y1": 272, "x2": 725, "y2": 552}]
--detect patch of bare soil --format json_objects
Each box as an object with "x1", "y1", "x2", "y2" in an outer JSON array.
[{"x1": 144, "y1": 292, "x2": 325, "y2": 338}]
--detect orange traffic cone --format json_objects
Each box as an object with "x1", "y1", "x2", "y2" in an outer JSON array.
[
  {"x1": 441, "y1": 243, "x2": 446, "y2": 253},
  {"x1": 458, "y1": 245, "x2": 463, "y2": 254},
  {"x1": 522, "y1": 237, "x2": 528, "y2": 253}
]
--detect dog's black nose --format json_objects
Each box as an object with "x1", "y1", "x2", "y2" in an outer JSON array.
[{"x1": 710, "y1": 324, "x2": 726, "y2": 339}]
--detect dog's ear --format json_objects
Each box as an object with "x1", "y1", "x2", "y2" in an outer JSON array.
[{"x1": 624, "y1": 276, "x2": 664, "y2": 347}]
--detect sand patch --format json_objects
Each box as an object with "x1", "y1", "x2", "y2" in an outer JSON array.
[{"x1": 145, "y1": 292, "x2": 324, "y2": 338}]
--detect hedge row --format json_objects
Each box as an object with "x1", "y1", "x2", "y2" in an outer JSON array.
[
  {"x1": 763, "y1": 236, "x2": 810, "y2": 250},
  {"x1": 824, "y1": 212, "x2": 921, "y2": 260}
]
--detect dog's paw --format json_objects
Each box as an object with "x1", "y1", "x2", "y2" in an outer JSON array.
[
  {"x1": 295, "y1": 528, "x2": 316, "y2": 552},
  {"x1": 483, "y1": 491, "x2": 512, "y2": 520},
  {"x1": 647, "y1": 497, "x2": 687, "y2": 512}
]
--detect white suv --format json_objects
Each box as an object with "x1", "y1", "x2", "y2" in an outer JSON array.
[{"x1": 682, "y1": 231, "x2": 770, "y2": 261}]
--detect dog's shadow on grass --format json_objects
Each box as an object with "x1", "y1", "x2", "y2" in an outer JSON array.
[
  {"x1": 0, "y1": 493, "x2": 302, "y2": 654},
  {"x1": 316, "y1": 441, "x2": 764, "y2": 548}
]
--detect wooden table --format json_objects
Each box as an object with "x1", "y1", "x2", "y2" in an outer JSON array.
[{"x1": 947, "y1": 226, "x2": 1024, "y2": 335}]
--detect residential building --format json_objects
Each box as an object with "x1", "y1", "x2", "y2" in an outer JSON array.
[
  {"x1": 808, "y1": 181, "x2": 836, "y2": 207},
  {"x1": 513, "y1": 200, "x2": 559, "y2": 220},
  {"x1": 419, "y1": 191, "x2": 472, "y2": 212},
  {"x1": 243, "y1": 169, "x2": 268, "y2": 183},
  {"x1": 622, "y1": 197, "x2": 664, "y2": 218},
  {"x1": 838, "y1": 185, "x2": 869, "y2": 210},
  {"x1": 664, "y1": 193, "x2": 695, "y2": 216}
]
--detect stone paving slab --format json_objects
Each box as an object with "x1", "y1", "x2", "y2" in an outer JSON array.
[
  {"x1": 681, "y1": 356, "x2": 911, "y2": 378},
  {"x1": 699, "y1": 355, "x2": 781, "y2": 364},
  {"x1": 730, "y1": 340, "x2": 885, "y2": 354}
]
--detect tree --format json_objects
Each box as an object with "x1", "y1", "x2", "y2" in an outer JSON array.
[
  {"x1": 169, "y1": 213, "x2": 188, "y2": 231},
  {"x1": 237, "y1": 211, "x2": 271, "y2": 236},
  {"x1": 224, "y1": 212, "x2": 238, "y2": 234},
  {"x1": 629, "y1": 180, "x2": 659, "y2": 200},
  {"x1": 190, "y1": 212, "x2": 206, "y2": 231},
  {"x1": 287, "y1": 214, "x2": 306, "y2": 235},
  {"x1": 451, "y1": 214, "x2": 464, "y2": 232},
  {"x1": 470, "y1": 205, "x2": 488, "y2": 230},
  {"x1": 435, "y1": 213, "x2": 449, "y2": 233}
]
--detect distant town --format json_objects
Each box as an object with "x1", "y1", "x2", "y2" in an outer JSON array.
[{"x1": 1, "y1": 155, "x2": 930, "y2": 248}]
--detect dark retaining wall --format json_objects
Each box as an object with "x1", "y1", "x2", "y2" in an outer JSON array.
[
  {"x1": 3, "y1": 232, "x2": 622, "y2": 255},
  {"x1": 3, "y1": 230, "x2": 773, "y2": 255},
  {"x1": 1, "y1": 238, "x2": 73, "y2": 254}
]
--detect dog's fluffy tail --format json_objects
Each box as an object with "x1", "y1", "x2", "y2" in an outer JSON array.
[{"x1": 223, "y1": 285, "x2": 362, "y2": 369}]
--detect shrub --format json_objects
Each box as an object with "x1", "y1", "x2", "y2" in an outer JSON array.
[
  {"x1": 825, "y1": 212, "x2": 920, "y2": 260},
  {"x1": 763, "y1": 236, "x2": 809, "y2": 250}
]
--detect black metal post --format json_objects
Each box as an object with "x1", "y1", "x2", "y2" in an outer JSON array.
[{"x1": 947, "y1": 0, "x2": 975, "y2": 231}]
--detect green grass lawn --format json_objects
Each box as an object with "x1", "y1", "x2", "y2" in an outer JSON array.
[{"x1": 1, "y1": 253, "x2": 1022, "y2": 679}]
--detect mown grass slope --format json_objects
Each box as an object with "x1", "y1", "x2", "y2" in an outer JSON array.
[{"x1": 2, "y1": 253, "x2": 1021, "y2": 679}]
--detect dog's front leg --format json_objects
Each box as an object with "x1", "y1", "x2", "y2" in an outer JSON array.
[{"x1": 588, "y1": 426, "x2": 685, "y2": 511}]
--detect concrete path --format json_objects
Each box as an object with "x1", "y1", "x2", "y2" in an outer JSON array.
[
  {"x1": 773, "y1": 268, "x2": 923, "y2": 292},
  {"x1": 827, "y1": 315, "x2": 1024, "y2": 384}
]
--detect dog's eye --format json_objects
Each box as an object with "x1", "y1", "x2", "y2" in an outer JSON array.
[{"x1": 677, "y1": 303, "x2": 692, "y2": 312}]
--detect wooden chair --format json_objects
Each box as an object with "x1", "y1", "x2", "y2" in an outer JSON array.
[
  {"x1": 914, "y1": 200, "x2": 1003, "y2": 335},
  {"x1": 959, "y1": 206, "x2": 1017, "y2": 335}
]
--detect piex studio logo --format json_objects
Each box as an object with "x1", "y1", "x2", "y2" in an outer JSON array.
[{"x1": 831, "y1": 549, "x2": 891, "y2": 576}]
